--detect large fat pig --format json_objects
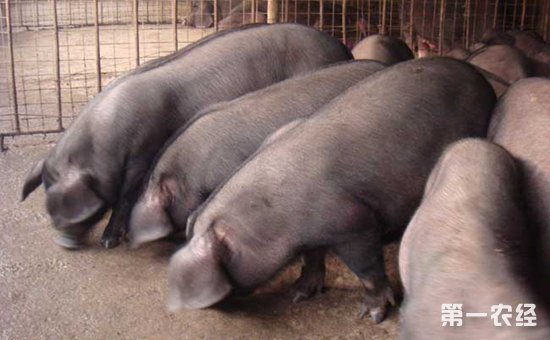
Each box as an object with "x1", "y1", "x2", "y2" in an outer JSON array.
[
  {"x1": 467, "y1": 44, "x2": 533, "y2": 96},
  {"x1": 351, "y1": 35, "x2": 414, "y2": 65},
  {"x1": 168, "y1": 58, "x2": 495, "y2": 323},
  {"x1": 488, "y1": 78, "x2": 550, "y2": 307},
  {"x1": 128, "y1": 60, "x2": 387, "y2": 248},
  {"x1": 399, "y1": 139, "x2": 550, "y2": 339},
  {"x1": 481, "y1": 29, "x2": 547, "y2": 57},
  {"x1": 20, "y1": 23, "x2": 352, "y2": 249}
]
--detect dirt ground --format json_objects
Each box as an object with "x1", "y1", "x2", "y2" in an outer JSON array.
[{"x1": 1, "y1": 137, "x2": 402, "y2": 339}]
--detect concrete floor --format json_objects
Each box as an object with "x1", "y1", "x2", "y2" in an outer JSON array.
[{"x1": 1, "y1": 138, "x2": 401, "y2": 339}]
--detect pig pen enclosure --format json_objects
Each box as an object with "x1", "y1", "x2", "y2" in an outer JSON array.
[
  {"x1": 1, "y1": 0, "x2": 549, "y2": 149},
  {"x1": 1, "y1": 1, "x2": 549, "y2": 339}
]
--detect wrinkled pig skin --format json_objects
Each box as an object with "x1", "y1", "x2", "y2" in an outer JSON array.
[
  {"x1": 20, "y1": 23, "x2": 352, "y2": 249},
  {"x1": 128, "y1": 60, "x2": 386, "y2": 248},
  {"x1": 351, "y1": 35, "x2": 414, "y2": 65},
  {"x1": 399, "y1": 139, "x2": 550, "y2": 340},
  {"x1": 168, "y1": 57, "x2": 495, "y2": 323},
  {"x1": 488, "y1": 78, "x2": 550, "y2": 308}
]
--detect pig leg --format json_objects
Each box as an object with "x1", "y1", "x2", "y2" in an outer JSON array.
[
  {"x1": 292, "y1": 247, "x2": 327, "y2": 303},
  {"x1": 100, "y1": 199, "x2": 131, "y2": 248},
  {"x1": 101, "y1": 164, "x2": 148, "y2": 248},
  {"x1": 333, "y1": 232, "x2": 395, "y2": 323}
]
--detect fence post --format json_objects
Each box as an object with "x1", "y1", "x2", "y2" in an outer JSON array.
[
  {"x1": 94, "y1": 0, "x2": 102, "y2": 92},
  {"x1": 5, "y1": 0, "x2": 19, "y2": 133},
  {"x1": 52, "y1": 0, "x2": 62, "y2": 129},
  {"x1": 133, "y1": 0, "x2": 140, "y2": 67},
  {"x1": 267, "y1": 0, "x2": 278, "y2": 24}
]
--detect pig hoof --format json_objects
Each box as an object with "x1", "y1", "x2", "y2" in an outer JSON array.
[
  {"x1": 101, "y1": 236, "x2": 121, "y2": 249},
  {"x1": 358, "y1": 286, "x2": 394, "y2": 323},
  {"x1": 55, "y1": 235, "x2": 84, "y2": 250},
  {"x1": 358, "y1": 304, "x2": 387, "y2": 323},
  {"x1": 292, "y1": 272, "x2": 324, "y2": 303}
]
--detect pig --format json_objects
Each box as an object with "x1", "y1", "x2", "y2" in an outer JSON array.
[
  {"x1": 480, "y1": 29, "x2": 547, "y2": 57},
  {"x1": 488, "y1": 78, "x2": 550, "y2": 307},
  {"x1": 218, "y1": 0, "x2": 267, "y2": 31},
  {"x1": 20, "y1": 23, "x2": 352, "y2": 249},
  {"x1": 467, "y1": 44, "x2": 533, "y2": 96},
  {"x1": 399, "y1": 139, "x2": 550, "y2": 339},
  {"x1": 445, "y1": 47, "x2": 470, "y2": 60},
  {"x1": 351, "y1": 35, "x2": 414, "y2": 65},
  {"x1": 507, "y1": 30, "x2": 547, "y2": 57},
  {"x1": 168, "y1": 57, "x2": 496, "y2": 323},
  {"x1": 480, "y1": 28, "x2": 516, "y2": 46},
  {"x1": 128, "y1": 60, "x2": 387, "y2": 248},
  {"x1": 186, "y1": 0, "x2": 215, "y2": 28},
  {"x1": 531, "y1": 50, "x2": 550, "y2": 77}
]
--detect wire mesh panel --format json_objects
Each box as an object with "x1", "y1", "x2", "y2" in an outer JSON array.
[{"x1": 0, "y1": 0, "x2": 548, "y2": 148}]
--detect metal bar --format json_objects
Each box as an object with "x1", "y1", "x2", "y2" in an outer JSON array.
[
  {"x1": 409, "y1": 0, "x2": 415, "y2": 49},
  {"x1": 482, "y1": 0, "x2": 489, "y2": 32},
  {"x1": 284, "y1": 0, "x2": 289, "y2": 22},
  {"x1": 431, "y1": 0, "x2": 438, "y2": 42},
  {"x1": 172, "y1": 0, "x2": 178, "y2": 50},
  {"x1": 367, "y1": 0, "x2": 371, "y2": 36},
  {"x1": 439, "y1": 0, "x2": 446, "y2": 55},
  {"x1": 267, "y1": 0, "x2": 278, "y2": 24},
  {"x1": 133, "y1": 0, "x2": 140, "y2": 67},
  {"x1": 493, "y1": 0, "x2": 499, "y2": 28},
  {"x1": 472, "y1": 0, "x2": 479, "y2": 42},
  {"x1": 464, "y1": 0, "x2": 470, "y2": 47},
  {"x1": 451, "y1": 0, "x2": 458, "y2": 48},
  {"x1": 251, "y1": 0, "x2": 256, "y2": 23},
  {"x1": 94, "y1": 0, "x2": 102, "y2": 92},
  {"x1": 399, "y1": 0, "x2": 405, "y2": 38},
  {"x1": 380, "y1": 0, "x2": 386, "y2": 34},
  {"x1": 502, "y1": 0, "x2": 507, "y2": 29},
  {"x1": 520, "y1": 0, "x2": 527, "y2": 29},
  {"x1": 342, "y1": 0, "x2": 347, "y2": 43},
  {"x1": 421, "y1": 0, "x2": 427, "y2": 38},
  {"x1": 319, "y1": 0, "x2": 323, "y2": 31},
  {"x1": 545, "y1": 0, "x2": 550, "y2": 41},
  {"x1": 52, "y1": 0, "x2": 62, "y2": 130},
  {"x1": 5, "y1": 0, "x2": 19, "y2": 133},
  {"x1": 214, "y1": 0, "x2": 218, "y2": 31}
]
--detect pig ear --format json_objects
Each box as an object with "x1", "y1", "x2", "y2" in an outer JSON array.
[
  {"x1": 168, "y1": 231, "x2": 232, "y2": 311},
  {"x1": 128, "y1": 177, "x2": 178, "y2": 248},
  {"x1": 185, "y1": 209, "x2": 199, "y2": 239},
  {"x1": 46, "y1": 172, "x2": 103, "y2": 226},
  {"x1": 21, "y1": 158, "x2": 45, "y2": 201}
]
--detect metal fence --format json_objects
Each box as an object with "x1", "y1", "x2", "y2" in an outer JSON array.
[{"x1": 0, "y1": 0, "x2": 549, "y2": 149}]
